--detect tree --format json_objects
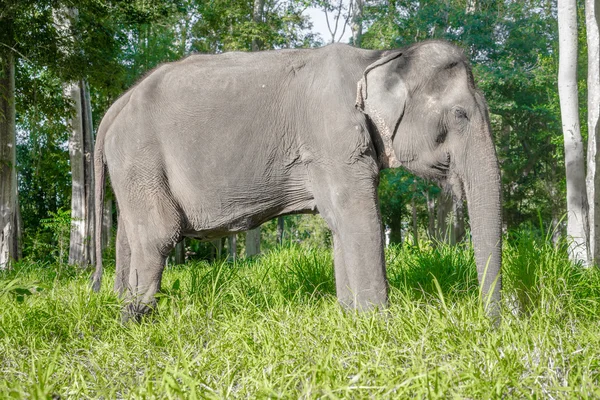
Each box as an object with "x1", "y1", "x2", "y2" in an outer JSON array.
[
  {"x1": 586, "y1": 0, "x2": 600, "y2": 265},
  {"x1": 321, "y1": 0, "x2": 352, "y2": 43},
  {"x1": 173, "y1": 239, "x2": 185, "y2": 265},
  {"x1": 0, "y1": 51, "x2": 18, "y2": 269},
  {"x1": 64, "y1": 79, "x2": 95, "y2": 266},
  {"x1": 558, "y1": 0, "x2": 589, "y2": 264},
  {"x1": 277, "y1": 216, "x2": 285, "y2": 244},
  {"x1": 350, "y1": 0, "x2": 364, "y2": 46},
  {"x1": 54, "y1": 8, "x2": 96, "y2": 267},
  {"x1": 227, "y1": 234, "x2": 237, "y2": 260}
]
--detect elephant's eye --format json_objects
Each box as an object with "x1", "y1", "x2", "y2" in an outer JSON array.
[
  {"x1": 454, "y1": 107, "x2": 468, "y2": 121},
  {"x1": 436, "y1": 120, "x2": 448, "y2": 144}
]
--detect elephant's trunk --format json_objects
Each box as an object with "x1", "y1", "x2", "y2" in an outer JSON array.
[{"x1": 459, "y1": 119, "x2": 503, "y2": 318}]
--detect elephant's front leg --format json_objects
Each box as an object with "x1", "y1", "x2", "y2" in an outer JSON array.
[
  {"x1": 312, "y1": 166, "x2": 388, "y2": 310},
  {"x1": 333, "y1": 232, "x2": 351, "y2": 306}
]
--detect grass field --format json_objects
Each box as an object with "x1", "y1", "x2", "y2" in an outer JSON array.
[{"x1": 1, "y1": 233, "x2": 600, "y2": 399}]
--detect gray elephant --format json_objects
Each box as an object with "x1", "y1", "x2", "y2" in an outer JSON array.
[{"x1": 92, "y1": 40, "x2": 502, "y2": 321}]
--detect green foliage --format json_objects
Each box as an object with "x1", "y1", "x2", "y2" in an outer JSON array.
[
  {"x1": 26, "y1": 209, "x2": 71, "y2": 265},
  {"x1": 9, "y1": 0, "x2": 579, "y2": 250},
  {"x1": 0, "y1": 278, "x2": 44, "y2": 304},
  {"x1": 15, "y1": 63, "x2": 71, "y2": 257},
  {"x1": 363, "y1": 0, "x2": 570, "y2": 233},
  {"x1": 1, "y1": 239, "x2": 600, "y2": 397},
  {"x1": 378, "y1": 169, "x2": 437, "y2": 239},
  {"x1": 190, "y1": 0, "x2": 320, "y2": 53}
]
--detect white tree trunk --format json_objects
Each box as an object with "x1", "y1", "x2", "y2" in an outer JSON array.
[
  {"x1": 54, "y1": 7, "x2": 95, "y2": 266},
  {"x1": 66, "y1": 80, "x2": 95, "y2": 266},
  {"x1": 246, "y1": 228, "x2": 261, "y2": 257},
  {"x1": 174, "y1": 238, "x2": 185, "y2": 265},
  {"x1": 558, "y1": 0, "x2": 590, "y2": 265},
  {"x1": 426, "y1": 191, "x2": 436, "y2": 239},
  {"x1": 0, "y1": 52, "x2": 18, "y2": 270},
  {"x1": 213, "y1": 238, "x2": 223, "y2": 259},
  {"x1": 586, "y1": 0, "x2": 600, "y2": 265},
  {"x1": 351, "y1": 0, "x2": 363, "y2": 47},
  {"x1": 228, "y1": 234, "x2": 237, "y2": 260},
  {"x1": 251, "y1": 0, "x2": 265, "y2": 51},
  {"x1": 436, "y1": 191, "x2": 453, "y2": 243},
  {"x1": 453, "y1": 200, "x2": 465, "y2": 243}
]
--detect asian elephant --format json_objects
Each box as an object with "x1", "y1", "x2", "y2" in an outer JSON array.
[{"x1": 92, "y1": 40, "x2": 502, "y2": 321}]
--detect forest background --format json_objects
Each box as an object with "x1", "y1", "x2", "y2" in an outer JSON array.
[
  {"x1": 4, "y1": 0, "x2": 600, "y2": 397},
  {"x1": 0, "y1": 0, "x2": 596, "y2": 267}
]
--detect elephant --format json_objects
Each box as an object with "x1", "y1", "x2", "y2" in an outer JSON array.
[{"x1": 91, "y1": 40, "x2": 502, "y2": 321}]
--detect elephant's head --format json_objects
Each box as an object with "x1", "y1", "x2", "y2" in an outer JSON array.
[{"x1": 356, "y1": 40, "x2": 502, "y2": 315}]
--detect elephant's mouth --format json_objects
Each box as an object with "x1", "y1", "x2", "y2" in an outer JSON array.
[
  {"x1": 402, "y1": 152, "x2": 465, "y2": 202},
  {"x1": 402, "y1": 151, "x2": 450, "y2": 179},
  {"x1": 430, "y1": 153, "x2": 451, "y2": 177},
  {"x1": 431, "y1": 153, "x2": 465, "y2": 203}
]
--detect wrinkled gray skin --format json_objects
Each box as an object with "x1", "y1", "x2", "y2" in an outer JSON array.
[{"x1": 92, "y1": 40, "x2": 502, "y2": 321}]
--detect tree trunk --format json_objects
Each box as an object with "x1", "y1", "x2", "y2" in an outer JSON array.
[
  {"x1": 426, "y1": 191, "x2": 436, "y2": 239},
  {"x1": 558, "y1": 0, "x2": 590, "y2": 265},
  {"x1": 586, "y1": 0, "x2": 600, "y2": 265},
  {"x1": 411, "y1": 180, "x2": 419, "y2": 247},
  {"x1": 388, "y1": 217, "x2": 402, "y2": 245},
  {"x1": 66, "y1": 80, "x2": 95, "y2": 267},
  {"x1": 14, "y1": 202, "x2": 22, "y2": 260},
  {"x1": 0, "y1": 51, "x2": 18, "y2": 270},
  {"x1": 212, "y1": 238, "x2": 223, "y2": 259},
  {"x1": 351, "y1": 0, "x2": 364, "y2": 47},
  {"x1": 251, "y1": 0, "x2": 265, "y2": 51},
  {"x1": 436, "y1": 191, "x2": 453, "y2": 243},
  {"x1": 277, "y1": 216, "x2": 285, "y2": 244},
  {"x1": 246, "y1": 228, "x2": 261, "y2": 256},
  {"x1": 228, "y1": 234, "x2": 237, "y2": 260},
  {"x1": 174, "y1": 238, "x2": 185, "y2": 265},
  {"x1": 453, "y1": 200, "x2": 465, "y2": 244}
]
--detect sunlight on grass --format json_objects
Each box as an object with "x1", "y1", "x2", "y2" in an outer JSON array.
[{"x1": 1, "y1": 239, "x2": 599, "y2": 398}]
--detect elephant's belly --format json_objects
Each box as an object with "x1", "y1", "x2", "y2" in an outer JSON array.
[{"x1": 174, "y1": 177, "x2": 316, "y2": 239}]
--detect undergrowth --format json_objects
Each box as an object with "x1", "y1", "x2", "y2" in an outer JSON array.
[{"x1": 1, "y1": 235, "x2": 599, "y2": 398}]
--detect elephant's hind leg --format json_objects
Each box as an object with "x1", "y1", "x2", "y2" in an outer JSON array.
[
  {"x1": 114, "y1": 216, "x2": 131, "y2": 296},
  {"x1": 116, "y1": 185, "x2": 182, "y2": 322},
  {"x1": 121, "y1": 219, "x2": 179, "y2": 322},
  {"x1": 124, "y1": 241, "x2": 169, "y2": 322}
]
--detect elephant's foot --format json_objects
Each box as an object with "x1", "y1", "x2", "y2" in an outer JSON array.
[
  {"x1": 121, "y1": 301, "x2": 157, "y2": 324},
  {"x1": 337, "y1": 290, "x2": 388, "y2": 312}
]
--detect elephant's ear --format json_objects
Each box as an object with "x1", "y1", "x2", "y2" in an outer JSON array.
[{"x1": 356, "y1": 50, "x2": 406, "y2": 168}]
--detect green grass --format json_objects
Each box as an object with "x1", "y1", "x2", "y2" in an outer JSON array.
[{"x1": 1, "y1": 236, "x2": 600, "y2": 399}]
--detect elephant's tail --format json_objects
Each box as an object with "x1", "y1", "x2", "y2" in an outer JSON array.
[
  {"x1": 91, "y1": 91, "x2": 134, "y2": 292},
  {"x1": 91, "y1": 117, "x2": 107, "y2": 292}
]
